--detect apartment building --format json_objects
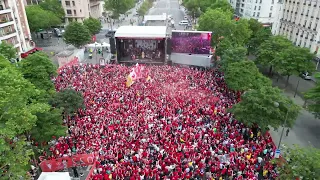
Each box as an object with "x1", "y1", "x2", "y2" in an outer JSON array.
[
  {"x1": 272, "y1": 0, "x2": 320, "y2": 56},
  {"x1": 0, "y1": 0, "x2": 33, "y2": 56},
  {"x1": 61, "y1": 0, "x2": 104, "y2": 23},
  {"x1": 229, "y1": 0, "x2": 279, "y2": 25}
]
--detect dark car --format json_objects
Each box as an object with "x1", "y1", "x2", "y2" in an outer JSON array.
[{"x1": 105, "y1": 30, "x2": 116, "y2": 37}]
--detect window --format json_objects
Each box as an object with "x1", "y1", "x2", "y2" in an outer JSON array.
[
  {"x1": 257, "y1": 12, "x2": 260, "y2": 17},
  {"x1": 272, "y1": 0, "x2": 274, "y2": 4},
  {"x1": 269, "y1": 13, "x2": 272, "y2": 17},
  {"x1": 72, "y1": 1, "x2": 75, "y2": 6},
  {"x1": 253, "y1": 12, "x2": 256, "y2": 16},
  {"x1": 259, "y1": 6, "x2": 261, "y2": 10},
  {"x1": 80, "y1": 9, "x2": 82, "y2": 13},
  {"x1": 260, "y1": 0, "x2": 262, "y2": 3},
  {"x1": 73, "y1": 10, "x2": 76, "y2": 15},
  {"x1": 270, "y1": 6, "x2": 273, "y2": 10},
  {"x1": 254, "y1": 6, "x2": 256, "y2": 10},
  {"x1": 65, "y1": 1, "x2": 70, "y2": 6},
  {"x1": 67, "y1": 10, "x2": 72, "y2": 15}
]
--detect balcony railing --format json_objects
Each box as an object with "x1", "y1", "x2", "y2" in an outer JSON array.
[
  {"x1": 0, "y1": 18, "x2": 13, "y2": 24},
  {"x1": 0, "y1": 30, "x2": 16, "y2": 37}
]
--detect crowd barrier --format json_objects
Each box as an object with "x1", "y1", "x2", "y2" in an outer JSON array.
[{"x1": 39, "y1": 154, "x2": 95, "y2": 172}]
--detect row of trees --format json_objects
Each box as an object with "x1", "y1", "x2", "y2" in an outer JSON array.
[
  {"x1": 0, "y1": 44, "x2": 85, "y2": 178},
  {"x1": 137, "y1": 0, "x2": 154, "y2": 16},
  {"x1": 185, "y1": 0, "x2": 320, "y2": 178}
]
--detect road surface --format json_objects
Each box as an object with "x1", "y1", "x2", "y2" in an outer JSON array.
[{"x1": 148, "y1": 0, "x2": 186, "y2": 30}]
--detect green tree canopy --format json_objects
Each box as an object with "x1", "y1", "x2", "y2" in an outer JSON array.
[
  {"x1": 274, "y1": 46, "x2": 315, "y2": 85},
  {"x1": 274, "y1": 145, "x2": 320, "y2": 179},
  {"x1": 256, "y1": 35, "x2": 293, "y2": 75},
  {"x1": 224, "y1": 60, "x2": 271, "y2": 91},
  {"x1": 198, "y1": 9, "x2": 233, "y2": 47},
  {"x1": 137, "y1": 0, "x2": 153, "y2": 16},
  {"x1": 63, "y1": 21, "x2": 91, "y2": 48},
  {"x1": 198, "y1": 9, "x2": 251, "y2": 47},
  {"x1": 18, "y1": 52, "x2": 57, "y2": 92},
  {"x1": 0, "y1": 42, "x2": 17, "y2": 61},
  {"x1": 83, "y1": 17, "x2": 103, "y2": 35},
  {"x1": 50, "y1": 88, "x2": 85, "y2": 116},
  {"x1": 210, "y1": 0, "x2": 234, "y2": 14},
  {"x1": 184, "y1": 0, "x2": 202, "y2": 19},
  {"x1": 104, "y1": 0, "x2": 135, "y2": 19},
  {"x1": 26, "y1": 5, "x2": 61, "y2": 32},
  {"x1": 0, "y1": 56, "x2": 50, "y2": 178},
  {"x1": 304, "y1": 73, "x2": 320, "y2": 118},
  {"x1": 219, "y1": 45, "x2": 247, "y2": 70},
  {"x1": 229, "y1": 86, "x2": 301, "y2": 131},
  {"x1": 247, "y1": 18, "x2": 272, "y2": 54},
  {"x1": 30, "y1": 108, "x2": 66, "y2": 143},
  {"x1": 39, "y1": 0, "x2": 65, "y2": 20}
]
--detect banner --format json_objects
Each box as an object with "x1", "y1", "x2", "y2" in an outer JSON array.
[{"x1": 39, "y1": 154, "x2": 95, "y2": 172}]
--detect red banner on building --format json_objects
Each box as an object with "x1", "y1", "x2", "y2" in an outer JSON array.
[{"x1": 40, "y1": 154, "x2": 95, "y2": 172}]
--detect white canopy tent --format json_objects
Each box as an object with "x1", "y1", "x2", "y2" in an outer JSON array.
[
  {"x1": 115, "y1": 26, "x2": 167, "y2": 39},
  {"x1": 38, "y1": 172, "x2": 71, "y2": 180},
  {"x1": 85, "y1": 42, "x2": 110, "y2": 49}
]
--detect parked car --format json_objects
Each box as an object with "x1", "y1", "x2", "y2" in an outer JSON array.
[
  {"x1": 300, "y1": 71, "x2": 312, "y2": 80},
  {"x1": 53, "y1": 28, "x2": 62, "y2": 37},
  {"x1": 179, "y1": 20, "x2": 189, "y2": 25},
  {"x1": 105, "y1": 29, "x2": 117, "y2": 37}
]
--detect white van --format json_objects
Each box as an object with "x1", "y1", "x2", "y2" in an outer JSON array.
[{"x1": 179, "y1": 20, "x2": 189, "y2": 25}]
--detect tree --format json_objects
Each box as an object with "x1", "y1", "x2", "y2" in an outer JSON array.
[
  {"x1": 274, "y1": 145, "x2": 320, "y2": 179},
  {"x1": 30, "y1": 108, "x2": 66, "y2": 143},
  {"x1": 210, "y1": 0, "x2": 234, "y2": 13},
  {"x1": 256, "y1": 35, "x2": 293, "y2": 75},
  {"x1": 18, "y1": 52, "x2": 57, "y2": 92},
  {"x1": 184, "y1": 0, "x2": 202, "y2": 19},
  {"x1": 247, "y1": 18, "x2": 272, "y2": 54},
  {"x1": 198, "y1": 9, "x2": 251, "y2": 47},
  {"x1": 274, "y1": 46, "x2": 315, "y2": 86},
  {"x1": 26, "y1": 5, "x2": 61, "y2": 32},
  {"x1": 304, "y1": 73, "x2": 320, "y2": 118},
  {"x1": 104, "y1": 0, "x2": 135, "y2": 19},
  {"x1": 198, "y1": 9, "x2": 234, "y2": 47},
  {"x1": 83, "y1": 17, "x2": 102, "y2": 35},
  {"x1": 0, "y1": 56, "x2": 50, "y2": 179},
  {"x1": 137, "y1": 0, "x2": 153, "y2": 16},
  {"x1": 63, "y1": 22, "x2": 91, "y2": 48},
  {"x1": 219, "y1": 45, "x2": 247, "y2": 70},
  {"x1": 0, "y1": 42, "x2": 17, "y2": 61},
  {"x1": 224, "y1": 61, "x2": 272, "y2": 91},
  {"x1": 229, "y1": 86, "x2": 301, "y2": 131},
  {"x1": 39, "y1": 0, "x2": 65, "y2": 20},
  {"x1": 49, "y1": 88, "x2": 85, "y2": 116}
]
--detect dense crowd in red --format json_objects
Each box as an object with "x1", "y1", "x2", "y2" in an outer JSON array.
[{"x1": 47, "y1": 64, "x2": 277, "y2": 180}]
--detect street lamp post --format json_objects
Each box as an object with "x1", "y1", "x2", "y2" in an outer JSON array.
[{"x1": 274, "y1": 101, "x2": 290, "y2": 149}]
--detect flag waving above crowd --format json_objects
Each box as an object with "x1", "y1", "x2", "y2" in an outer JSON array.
[{"x1": 126, "y1": 63, "x2": 150, "y2": 87}]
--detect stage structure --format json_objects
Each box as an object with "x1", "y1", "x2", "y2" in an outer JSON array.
[
  {"x1": 114, "y1": 26, "x2": 167, "y2": 64},
  {"x1": 170, "y1": 30, "x2": 213, "y2": 67}
]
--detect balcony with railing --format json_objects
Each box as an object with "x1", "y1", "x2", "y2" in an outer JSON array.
[
  {"x1": 0, "y1": 16, "x2": 13, "y2": 28},
  {"x1": 0, "y1": 29, "x2": 17, "y2": 41}
]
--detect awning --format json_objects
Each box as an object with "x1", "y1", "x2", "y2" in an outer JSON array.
[
  {"x1": 144, "y1": 13, "x2": 167, "y2": 21},
  {"x1": 115, "y1": 26, "x2": 167, "y2": 39},
  {"x1": 21, "y1": 47, "x2": 42, "y2": 58}
]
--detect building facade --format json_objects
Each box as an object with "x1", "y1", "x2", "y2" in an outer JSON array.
[
  {"x1": 229, "y1": 0, "x2": 278, "y2": 25},
  {"x1": 0, "y1": 0, "x2": 33, "y2": 55},
  {"x1": 272, "y1": 0, "x2": 320, "y2": 56},
  {"x1": 61, "y1": 0, "x2": 104, "y2": 23}
]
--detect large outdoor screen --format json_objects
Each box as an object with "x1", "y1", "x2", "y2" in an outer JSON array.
[{"x1": 171, "y1": 31, "x2": 212, "y2": 54}]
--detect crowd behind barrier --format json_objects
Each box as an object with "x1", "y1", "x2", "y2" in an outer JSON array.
[{"x1": 42, "y1": 64, "x2": 278, "y2": 180}]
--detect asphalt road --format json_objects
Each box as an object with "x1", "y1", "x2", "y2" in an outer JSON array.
[{"x1": 148, "y1": 0, "x2": 187, "y2": 30}]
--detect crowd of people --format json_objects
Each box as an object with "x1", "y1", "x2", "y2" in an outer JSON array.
[
  {"x1": 47, "y1": 64, "x2": 277, "y2": 179},
  {"x1": 171, "y1": 34, "x2": 211, "y2": 54}
]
